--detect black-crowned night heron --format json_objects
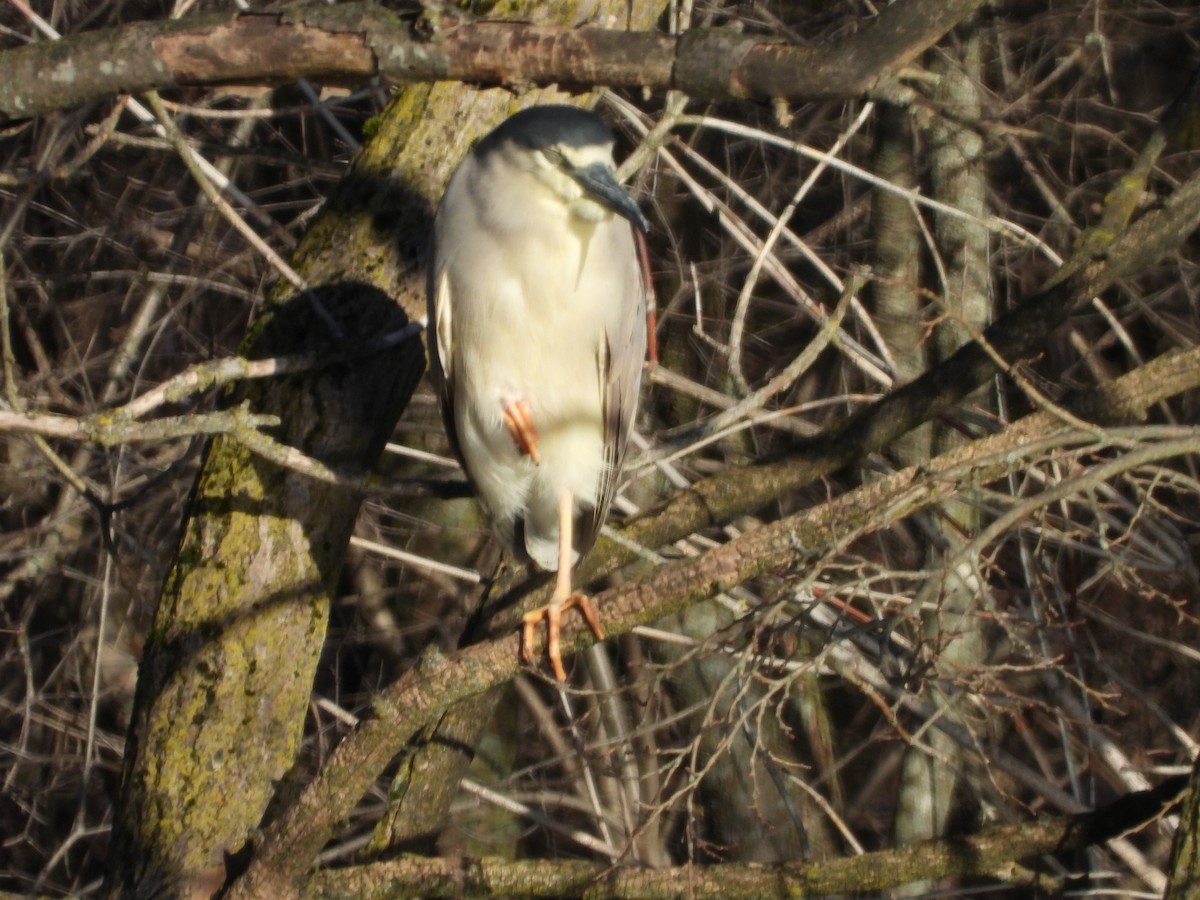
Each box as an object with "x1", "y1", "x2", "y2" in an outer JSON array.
[{"x1": 427, "y1": 105, "x2": 649, "y2": 681}]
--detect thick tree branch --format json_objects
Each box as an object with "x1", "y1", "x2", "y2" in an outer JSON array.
[
  {"x1": 301, "y1": 775, "x2": 1187, "y2": 897},
  {"x1": 0, "y1": 0, "x2": 984, "y2": 122},
  {"x1": 232, "y1": 343, "x2": 1200, "y2": 896}
]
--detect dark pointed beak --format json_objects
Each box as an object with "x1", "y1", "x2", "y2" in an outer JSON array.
[{"x1": 572, "y1": 163, "x2": 649, "y2": 233}]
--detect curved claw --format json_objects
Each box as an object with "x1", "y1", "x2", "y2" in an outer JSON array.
[{"x1": 521, "y1": 593, "x2": 606, "y2": 682}]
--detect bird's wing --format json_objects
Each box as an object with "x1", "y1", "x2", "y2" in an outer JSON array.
[
  {"x1": 427, "y1": 262, "x2": 463, "y2": 461},
  {"x1": 577, "y1": 227, "x2": 648, "y2": 555}
]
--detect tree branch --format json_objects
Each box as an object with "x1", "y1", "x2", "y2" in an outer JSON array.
[
  {"x1": 232, "y1": 343, "x2": 1200, "y2": 894},
  {"x1": 0, "y1": 0, "x2": 985, "y2": 122},
  {"x1": 581, "y1": 162, "x2": 1200, "y2": 591},
  {"x1": 301, "y1": 776, "x2": 1187, "y2": 897}
]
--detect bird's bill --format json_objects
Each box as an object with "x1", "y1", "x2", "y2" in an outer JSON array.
[{"x1": 572, "y1": 163, "x2": 649, "y2": 233}]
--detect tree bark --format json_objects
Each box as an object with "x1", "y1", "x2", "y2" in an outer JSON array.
[
  {"x1": 297, "y1": 776, "x2": 1187, "y2": 898},
  {"x1": 1166, "y1": 755, "x2": 1200, "y2": 898},
  {"x1": 0, "y1": 0, "x2": 985, "y2": 121},
  {"x1": 106, "y1": 211, "x2": 424, "y2": 896},
  {"x1": 893, "y1": 26, "x2": 991, "y2": 887},
  {"x1": 104, "y1": 55, "x2": 449, "y2": 900},
  {"x1": 102, "y1": 1, "x2": 675, "y2": 896}
]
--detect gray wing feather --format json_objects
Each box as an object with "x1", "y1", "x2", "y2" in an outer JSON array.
[
  {"x1": 426, "y1": 251, "x2": 463, "y2": 463},
  {"x1": 575, "y1": 226, "x2": 648, "y2": 556}
]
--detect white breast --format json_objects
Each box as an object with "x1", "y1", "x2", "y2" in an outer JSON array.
[{"x1": 432, "y1": 150, "x2": 640, "y2": 570}]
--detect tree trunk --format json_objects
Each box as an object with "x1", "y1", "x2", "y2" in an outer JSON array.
[
  {"x1": 105, "y1": 149, "x2": 427, "y2": 899},
  {"x1": 104, "y1": 2, "x2": 669, "y2": 895},
  {"x1": 1166, "y1": 755, "x2": 1200, "y2": 899},
  {"x1": 889, "y1": 24, "x2": 992, "y2": 894}
]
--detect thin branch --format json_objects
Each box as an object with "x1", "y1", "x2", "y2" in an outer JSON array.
[
  {"x1": 600, "y1": 165, "x2": 1200, "y2": 577},
  {"x1": 0, "y1": 325, "x2": 422, "y2": 480},
  {"x1": 143, "y1": 91, "x2": 308, "y2": 295}
]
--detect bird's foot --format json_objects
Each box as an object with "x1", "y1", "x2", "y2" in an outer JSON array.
[
  {"x1": 521, "y1": 592, "x2": 605, "y2": 682},
  {"x1": 502, "y1": 399, "x2": 540, "y2": 464}
]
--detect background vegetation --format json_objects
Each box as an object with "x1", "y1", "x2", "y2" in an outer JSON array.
[{"x1": 1, "y1": 0, "x2": 1199, "y2": 896}]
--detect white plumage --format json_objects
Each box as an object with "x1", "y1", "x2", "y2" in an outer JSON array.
[{"x1": 427, "y1": 106, "x2": 648, "y2": 678}]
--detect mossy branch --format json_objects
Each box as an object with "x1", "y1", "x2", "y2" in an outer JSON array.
[
  {"x1": 232, "y1": 343, "x2": 1200, "y2": 895},
  {"x1": 0, "y1": 0, "x2": 985, "y2": 122},
  {"x1": 302, "y1": 775, "x2": 1186, "y2": 897}
]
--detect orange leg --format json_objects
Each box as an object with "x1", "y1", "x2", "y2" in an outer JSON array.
[
  {"x1": 521, "y1": 488, "x2": 605, "y2": 681},
  {"x1": 502, "y1": 398, "x2": 540, "y2": 464}
]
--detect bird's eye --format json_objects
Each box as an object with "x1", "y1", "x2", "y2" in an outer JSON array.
[{"x1": 542, "y1": 148, "x2": 569, "y2": 168}]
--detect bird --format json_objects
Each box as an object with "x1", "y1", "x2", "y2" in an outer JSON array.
[{"x1": 427, "y1": 104, "x2": 649, "y2": 681}]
